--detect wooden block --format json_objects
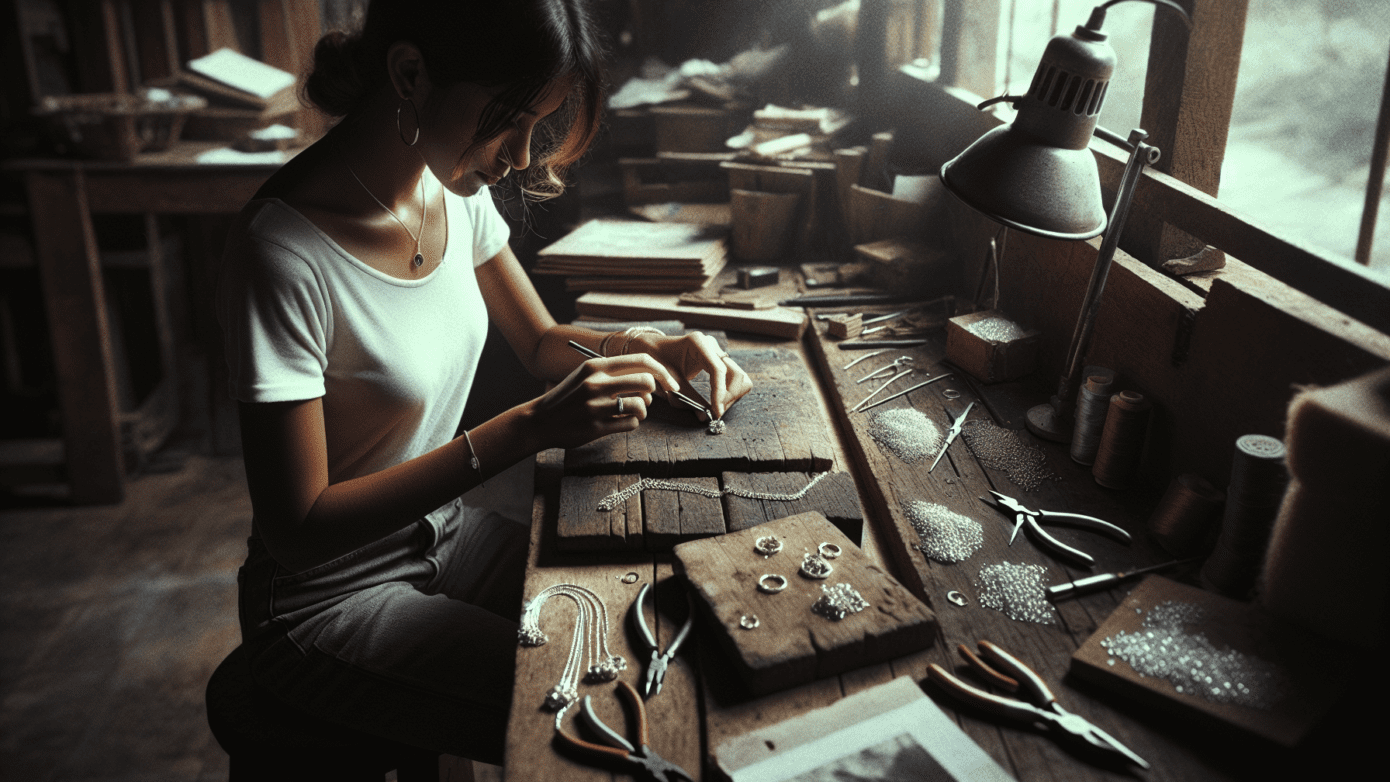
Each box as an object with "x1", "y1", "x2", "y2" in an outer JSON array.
[
  {"x1": 854, "y1": 238, "x2": 957, "y2": 299},
  {"x1": 847, "y1": 184, "x2": 928, "y2": 245},
  {"x1": 827, "y1": 313, "x2": 863, "y2": 339},
  {"x1": 642, "y1": 477, "x2": 724, "y2": 551},
  {"x1": 556, "y1": 473, "x2": 641, "y2": 551},
  {"x1": 944, "y1": 309, "x2": 1041, "y2": 384},
  {"x1": 650, "y1": 104, "x2": 745, "y2": 153},
  {"x1": 576, "y1": 291, "x2": 807, "y2": 340},
  {"x1": 565, "y1": 347, "x2": 835, "y2": 477},
  {"x1": 721, "y1": 471, "x2": 865, "y2": 545},
  {"x1": 1071, "y1": 576, "x2": 1349, "y2": 747},
  {"x1": 800, "y1": 262, "x2": 841, "y2": 288},
  {"x1": 674, "y1": 511, "x2": 935, "y2": 697}
]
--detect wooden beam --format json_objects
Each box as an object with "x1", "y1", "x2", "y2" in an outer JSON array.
[{"x1": 1128, "y1": 0, "x2": 1250, "y2": 265}]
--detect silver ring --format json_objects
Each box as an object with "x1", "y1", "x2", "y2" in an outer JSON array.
[
  {"x1": 757, "y1": 574, "x2": 788, "y2": 594},
  {"x1": 799, "y1": 553, "x2": 832, "y2": 579},
  {"x1": 818, "y1": 542, "x2": 842, "y2": 560},
  {"x1": 943, "y1": 389, "x2": 961, "y2": 400},
  {"x1": 616, "y1": 396, "x2": 625, "y2": 415},
  {"x1": 947, "y1": 590, "x2": 968, "y2": 607},
  {"x1": 739, "y1": 614, "x2": 760, "y2": 630},
  {"x1": 754, "y1": 535, "x2": 782, "y2": 557}
]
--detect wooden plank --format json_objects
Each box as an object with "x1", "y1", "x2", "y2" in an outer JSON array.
[
  {"x1": 721, "y1": 471, "x2": 864, "y2": 545},
  {"x1": 564, "y1": 347, "x2": 836, "y2": 477},
  {"x1": 576, "y1": 291, "x2": 808, "y2": 340},
  {"x1": 556, "y1": 473, "x2": 639, "y2": 551},
  {"x1": 1129, "y1": 0, "x2": 1250, "y2": 265},
  {"x1": 643, "y1": 476, "x2": 723, "y2": 551},
  {"x1": 24, "y1": 169, "x2": 124, "y2": 503},
  {"x1": 721, "y1": 161, "x2": 817, "y2": 251},
  {"x1": 673, "y1": 510, "x2": 937, "y2": 698}
]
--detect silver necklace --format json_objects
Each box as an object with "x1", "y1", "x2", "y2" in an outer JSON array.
[
  {"x1": 344, "y1": 159, "x2": 427, "y2": 268},
  {"x1": 596, "y1": 471, "x2": 830, "y2": 511}
]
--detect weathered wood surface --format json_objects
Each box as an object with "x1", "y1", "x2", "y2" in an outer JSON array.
[
  {"x1": 720, "y1": 471, "x2": 864, "y2": 543},
  {"x1": 803, "y1": 316, "x2": 1235, "y2": 781},
  {"x1": 1072, "y1": 576, "x2": 1346, "y2": 749},
  {"x1": 575, "y1": 291, "x2": 809, "y2": 339},
  {"x1": 672, "y1": 511, "x2": 936, "y2": 698},
  {"x1": 555, "y1": 473, "x2": 722, "y2": 552},
  {"x1": 565, "y1": 347, "x2": 836, "y2": 477}
]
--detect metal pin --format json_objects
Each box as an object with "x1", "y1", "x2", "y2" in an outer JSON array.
[
  {"x1": 851, "y1": 369, "x2": 915, "y2": 412},
  {"x1": 862, "y1": 309, "x2": 908, "y2": 326},
  {"x1": 842, "y1": 350, "x2": 886, "y2": 370},
  {"x1": 858, "y1": 356, "x2": 913, "y2": 383},
  {"x1": 854, "y1": 374, "x2": 954, "y2": 413}
]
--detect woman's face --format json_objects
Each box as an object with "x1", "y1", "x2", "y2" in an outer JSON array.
[{"x1": 418, "y1": 78, "x2": 571, "y2": 198}]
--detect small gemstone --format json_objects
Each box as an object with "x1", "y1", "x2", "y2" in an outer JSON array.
[{"x1": 414, "y1": 253, "x2": 424, "y2": 267}]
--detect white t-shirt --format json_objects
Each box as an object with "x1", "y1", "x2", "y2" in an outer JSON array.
[{"x1": 216, "y1": 185, "x2": 510, "y2": 484}]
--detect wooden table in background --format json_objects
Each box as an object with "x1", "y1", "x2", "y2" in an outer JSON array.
[{"x1": 7, "y1": 142, "x2": 286, "y2": 503}]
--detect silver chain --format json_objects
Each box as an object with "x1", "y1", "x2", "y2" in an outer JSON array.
[{"x1": 597, "y1": 471, "x2": 830, "y2": 511}]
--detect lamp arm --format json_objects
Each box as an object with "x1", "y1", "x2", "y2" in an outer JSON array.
[{"x1": 1054, "y1": 128, "x2": 1159, "y2": 413}]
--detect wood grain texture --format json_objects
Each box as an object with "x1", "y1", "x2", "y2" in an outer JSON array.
[
  {"x1": 565, "y1": 347, "x2": 835, "y2": 477},
  {"x1": 556, "y1": 473, "x2": 641, "y2": 551},
  {"x1": 721, "y1": 471, "x2": 864, "y2": 544},
  {"x1": 576, "y1": 291, "x2": 808, "y2": 339},
  {"x1": 644, "y1": 477, "x2": 724, "y2": 550},
  {"x1": 673, "y1": 511, "x2": 936, "y2": 698}
]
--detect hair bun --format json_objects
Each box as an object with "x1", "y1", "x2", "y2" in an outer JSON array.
[{"x1": 303, "y1": 29, "x2": 376, "y2": 117}]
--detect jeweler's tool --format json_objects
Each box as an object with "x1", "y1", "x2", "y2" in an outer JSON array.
[
  {"x1": 555, "y1": 680, "x2": 696, "y2": 782},
  {"x1": 854, "y1": 374, "x2": 954, "y2": 413},
  {"x1": 930, "y1": 640, "x2": 1149, "y2": 770},
  {"x1": 929, "y1": 402, "x2": 976, "y2": 473},
  {"x1": 979, "y1": 490, "x2": 1132, "y2": 567},
  {"x1": 569, "y1": 340, "x2": 713, "y2": 421},
  {"x1": 1045, "y1": 558, "x2": 1199, "y2": 601},
  {"x1": 842, "y1": 350, "x2": 887, "y2": 370},
  {"x1": 858, "y1": 356, "x2": 913, "y2": 383},
  {"x1": 837, "y1": 339, "x2": 930, "y2": 349},
  {"x1": 630, "y1": 582, "x2": 695, "y2": 699},
  {"x1": 851, "y1": 369, "x2": 915, "y2": 413}
]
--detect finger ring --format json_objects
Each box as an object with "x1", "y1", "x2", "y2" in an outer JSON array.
[
  {"x1": 757, "y1": 574, "x2": 788, "y2": 594},
  {"x1": 754, "y1": 535, "x2": 782, "y2": 557},
  {"x1": 616, "y1": 396, "x2": 625, "y2": 415},
  {"x1": 739, "y1": 614, "x2": 760, "y2": 630},
  {"x1": 818, "y1": 542, "x2": 842, "y2": 560},
  {"x1": 799, "y1": 553, "x2": 833, "y2": 579},
  {"x1": 947, "y1": 590, "x2": 969, "y2": 607}
]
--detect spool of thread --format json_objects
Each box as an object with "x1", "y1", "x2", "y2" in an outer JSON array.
[
  {"x1": 1147, "y1": 473, "x2": 1225, "y2": 557},
  {"x1": 1201, "y1": 434, "x2": 1288, "y2": 598},
  {"x1": 1070, "y1": 374, "x2": 1115, "y2": 465},
  {"x1": 1091, "y1": 391, "x2": 1151, "y2": 489}
]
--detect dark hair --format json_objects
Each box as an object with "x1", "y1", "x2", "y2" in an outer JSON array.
[{"x1": 304, "y1": 0, "x2": 607, "y2": 199}]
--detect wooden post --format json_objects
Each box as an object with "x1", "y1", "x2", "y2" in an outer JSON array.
[
  {"x1": 1354, "y1": 41, "x2": 1390, "y2": 266},
  {"x1": 1127, "y1": 0, "x2": 1249, "y2": 267},
  {"x1": 938, "y1": 0, "x2": 1003, "y2": 100},
  {"x1": 25, "y1": 169, "x2": 125, "y2": 504}
]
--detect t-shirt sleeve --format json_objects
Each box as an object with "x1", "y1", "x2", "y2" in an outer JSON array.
[
  {"x1": 466, "y1": 188, "x2": 512, "y2": 267},
  {"x1": 215, "y1": 222, "x2": 330, "y2": 404}
]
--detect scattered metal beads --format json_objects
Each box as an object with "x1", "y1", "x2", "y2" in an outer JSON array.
[
  {"x1": 868, "y1": 408, "x2": 943, "y2": 464},
  {"x1": 906, "y1": 500, "x2": 985, "y2": 563},
  {"x1": 811, "y1": 582, "x2": 870, "y2": 620},
  {"x1": 1100, "y1": 600, "x2": 1288, "y2": 709},
  {"x1": 965, "y1": 315, "x2": 1028, "y2": 342},
  {"x1": 707, "y1": 419, "x2": 726, "y2": 435},
  {"x1": 584, "y1": 656, "x2": 627, "y2": 682},
  {"x1": 960, "y1": 419, "x2": 1060, "y2": 491},
  {"x1": 977, "y1": 562, "x2": 1057, "y2": 625}
]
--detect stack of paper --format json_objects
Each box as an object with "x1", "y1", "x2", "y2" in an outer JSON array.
[
  {"x1": 535, "y1": 218, "x2": 728, "y2": 293},
  {"x1": 178, "y1": 48, "x2": 298, "y2": 116}
]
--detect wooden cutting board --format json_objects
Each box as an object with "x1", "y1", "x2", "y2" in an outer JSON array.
[
  {"x1": 674, "y1": 511, "x2": 936, "y2": 698},
  {"x1": 564, "y1": 347, "x2": 836, "y2": 477},
  {"x1": 1071, "y1": 576, "x2": 1348, "y2": 747}
]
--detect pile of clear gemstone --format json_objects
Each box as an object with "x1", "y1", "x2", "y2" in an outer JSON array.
[
  {"x1": 977, "y1": 562, "x2": 1056, "y2": 625},
  {"x1": 868, "y1": 408, "x2": 942, "y2": 464},
  {"x1": 1100, "y1": 600, "x2": 1288, "y2": 709},
  {"x1": 965, "y1": 315, "x2": 1028, "y2": 342},
  {"x1": 906, "y1": 501, "x2": 984, "y2": 563},
  {"x1": 811, "y1": 582, "x2": 870, "y2": 621}
]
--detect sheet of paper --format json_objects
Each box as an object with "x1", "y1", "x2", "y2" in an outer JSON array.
[{"x1": 187, "y1": 48, "x2": 295, "y2": 99}]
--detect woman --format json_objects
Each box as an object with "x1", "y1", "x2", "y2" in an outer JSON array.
[{"x1": 215, "y1": 0, "x2": 750, "y2": 762}]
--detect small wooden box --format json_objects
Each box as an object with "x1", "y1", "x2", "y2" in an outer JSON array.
[
  {"x1": 945, "y1": 309, "x2": 1040, "y2": 384},
  {"x1": 674, "y1": 511, "x2": 936, "y2": 697}
]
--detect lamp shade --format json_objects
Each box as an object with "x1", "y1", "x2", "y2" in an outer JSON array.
[{"x1": 939, "y1": 23, "x2": 1119, "y2": 241}]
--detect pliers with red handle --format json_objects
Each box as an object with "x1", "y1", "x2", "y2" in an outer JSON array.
[
  {"x1": 928, "y1": 640, "x2": 1149, "y2": 770},
  {"x1": 555, "y1": 680, "x2": 696, "y2": 782}
]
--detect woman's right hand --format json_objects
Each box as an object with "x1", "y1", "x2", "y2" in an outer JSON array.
[{"x1": 523, "y1": 353, "x2": 681, "y2": 450}]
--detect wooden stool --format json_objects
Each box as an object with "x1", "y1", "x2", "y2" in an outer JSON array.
[{"x1": 206, "y1": 645, "x2": 440, "y2": 781}]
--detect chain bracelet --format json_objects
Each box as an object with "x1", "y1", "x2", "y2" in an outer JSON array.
[{"x1": 597, "y1": 471, "x2": 830, "y2": 511}]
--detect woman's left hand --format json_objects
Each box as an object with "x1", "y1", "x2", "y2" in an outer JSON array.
[{"x1": 634, "y1": 330, "x2": 752, "y2": 420}]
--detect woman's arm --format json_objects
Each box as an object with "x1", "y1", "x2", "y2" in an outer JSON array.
[{"x1": 477, "y1": 245, "x2": 753, "y2": 417}]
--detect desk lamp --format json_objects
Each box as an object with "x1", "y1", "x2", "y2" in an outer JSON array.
[{"x1": 939, "y1": 0, "x2": 1189, "y2": 441}]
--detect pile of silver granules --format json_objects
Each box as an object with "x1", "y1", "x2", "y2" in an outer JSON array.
[
  {"x1": 977, "y1": 562, "x2": 1056, "y2": 625},
  {"x1": 906, "y1": 501, "x2": 984, "y2": 563},
  {"x1": 1101, "y1": 601, "x2": 1287, "y2": 709},
  {"x1": 868, "y1": 408, "x2": 942, "y2": 464},
  {"x1": 960, "y1": 419, "x2": 1059, "y2": 491}
]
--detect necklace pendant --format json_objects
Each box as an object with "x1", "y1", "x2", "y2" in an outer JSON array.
[{"x1": 413, "y1": 253, "x2": 424, "y2": 268}]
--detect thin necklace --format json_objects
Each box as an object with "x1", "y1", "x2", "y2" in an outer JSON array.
[{"x1": 343, "y1": 159, "x2": 427, "y2": 268}]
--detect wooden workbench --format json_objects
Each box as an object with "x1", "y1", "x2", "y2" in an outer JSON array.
[{"x1": 502, "y1": 315, "x2": 1368, "y2": 781}]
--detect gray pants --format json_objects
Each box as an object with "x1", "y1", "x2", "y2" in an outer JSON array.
[{"x1": 237, "y1": 497, "x2": 529, "y2": 763}]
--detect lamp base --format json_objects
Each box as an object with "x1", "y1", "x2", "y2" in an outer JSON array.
[{"x1": 1025, "y1": 400, "x2": 1072, "y2": 443}]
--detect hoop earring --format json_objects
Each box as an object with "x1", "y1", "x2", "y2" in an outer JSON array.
[{"x1": 397, "y1": 98, "x2": 420, "y2": 147}]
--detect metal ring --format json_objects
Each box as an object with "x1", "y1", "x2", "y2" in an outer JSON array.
[
  {"x1": 616, "y1": 396, "x2": 625, "y2": 415},
  {"x1": 739, "y1": 614, "x2": 760, "y2": 630},
  {"x1": 799, "y1": 553, "x2": 833, "y2": 580},
  {"x1": 942, "y1": 389, "x2": 961, "y2": 400},
  {"x1": 817, "y1": 542, "x2": 842, "y2": 560},
  {"x1": 619, "y1": 572, "x2": 639, "y2": 584},
  {"x1": 947, "y1": 590, "x2": 968, "y2": 607},
  {"x1": 753, "y1": 535, "x2": 782, "y2": 557},
  {"x1": 757, "y1": 574, "x2": 788, "y2": 594}
]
